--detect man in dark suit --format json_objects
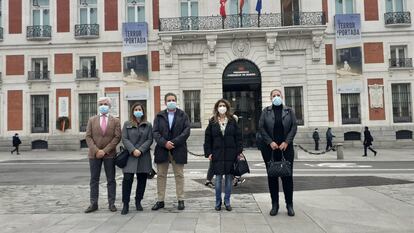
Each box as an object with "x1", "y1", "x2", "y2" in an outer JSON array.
[
  {"x1": 84, "y1": 97, "x2": 121, "y2": 213},
  {"x1": 363, "y1": 126, "x2": 377, "y2": 157},
  {"x1": 11, "y1": 133, "x2": 22, "y2": 155},
  {"x1": 152, "y1": 93, "x2": 191, "y2": 211},
  {"x1": 312, "y1": 128, "x2": 320, "y2": 151}
]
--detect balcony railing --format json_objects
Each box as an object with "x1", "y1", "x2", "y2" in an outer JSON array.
[
  {"x1": 75, "y1": 24, "x2": 99, "y2": 38},
  {"x1": 394, "y1": 115, "x2": 412, "y2": 123},
  {"x1": 27, "y1": 25, "x2": 52, "y2": 40},
  {"x1": 342, "y1": 118, "x2": 361, "y2": 125},
  {"x1": 389, "y1": 58, "x2": 413, "y2": 68},
  {"x1": 159, "y1": 12, "x2": 326, "y2": 31},
  {"x1": 28, "y1": 71, "x2": 50, "y2": 81},
  {"x1": 76, "y1": 69, "x2": 98, "y2": 79},
  {"x1": 384, "y1": 12, "x2": 411, "y2": 25},
  {"x1": 0, "y1": 27, "x2": 3, "y2": 41}
]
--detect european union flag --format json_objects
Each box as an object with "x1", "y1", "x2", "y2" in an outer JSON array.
[{"x1": 256, "y1": 0, "x2": 262, "y2": 14}]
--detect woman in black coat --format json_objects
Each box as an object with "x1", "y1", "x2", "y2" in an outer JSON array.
[
  {"x1": 363, "y1": 126, "x2": 377, "y2": 157},
  {"x1": 258, "y1": 89, "x2": 297, "y2": 217},
  {"x1": 204, "y1": 99, "x2": 243, "y2": 211}
]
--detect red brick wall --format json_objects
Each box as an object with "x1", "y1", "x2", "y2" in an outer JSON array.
[
  {"x1": 154, "y1": 86, "x2": 161, "y2": 115},
  {"x1": 327, "y1": 80, "x2": 334, "y2": 122},
  {"x1": 104, "y1": 0, "x2": 118, "y2": 31},
  {"x1": 57, "y1": 0, "x2": 70, "y2": 32},
  {"x1": 364, "y1": 42, "x2": 384, "y2": 64},
  {"x1": 56, "y1": 89, "x2": 72, "y2": 128},
  {"x1": 153, "y1": 0, "x2": 159, "y2": 30},
  {"x1": 54, "y1": 54, "x2": 73, "y2": 74},
  {"x1": 364, "y1": 0, "x2": 379, "y2": 21},
  {"x1": 322, "y1": 0, "x2": 328, "y2": 23},
  {"x1": 151, "y1": 51, "x2": 160, "y2": 72},
  {"x1": 102, "y1": 52, "x2": 122, "y2": 72},
  {"x1": 9, "y1": 0, "x2": 22, "y2": 34},
  {"x1": 368, "y1": 79, "x2": 386, "y2": 120},
  {"x1": 6, "y1": 55, "x2": 24, "y2": 75},
  {"x1": 8, "y1": 90, "x2": 23, "y2": 131},
  {"x1": 325, "y1": 44, "x2": 333, "y2": 65}
]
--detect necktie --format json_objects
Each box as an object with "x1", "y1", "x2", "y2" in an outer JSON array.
[{"x1": 101, "y1": 114, "x2": 107, "y2": 135}]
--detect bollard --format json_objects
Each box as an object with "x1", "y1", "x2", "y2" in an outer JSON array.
[
  {"x1": 294, "y1": 144, "x2": 298, "y2": 160},
  {"x1": 336, "y1": 143, "x2": 344, "y2": 160}
]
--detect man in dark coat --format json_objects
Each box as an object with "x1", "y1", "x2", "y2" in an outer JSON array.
[
  {"x1": 363, "y1": 126, "x2": 377, "y2": 157},
  {"x1": 11, "y1": 133, "x2": 22, "y2": 155},
  {"x1": 312, "y1": 128, "x2": 320, "y2": 151},
  {"x1": 326, "y1": 128, "x2": 335, "y2": 151},
  {"x1": 152, "y1": 93, "x2": 191, "y2": 211}
]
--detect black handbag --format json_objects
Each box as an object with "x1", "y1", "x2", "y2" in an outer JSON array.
[
  {"x1": 267, "y1": 150, "x2": 292, "y2": 177},
  {"x1": 114, "y1": 146, "x2": 130, "y2": 168},
  {"x1": 234, "y1": 153, "x2": 250, "y2": 176}
]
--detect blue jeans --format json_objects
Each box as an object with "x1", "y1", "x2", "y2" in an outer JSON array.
[{"x1": 215, "y1": 174, "x2": 233, "y2": 207}]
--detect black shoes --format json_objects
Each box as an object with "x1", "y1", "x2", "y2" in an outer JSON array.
[
  {"x1": 362, "y1": 155, "x2": 367, "y2": 157},
  {"x1": 151, "y1": 201, "x2": 165, "y2": 211},
  {"x1": 225, "y1": 205, "x2": 232, "y2": 211},
  {"x1": 84, "y1": 204, "x2": 98, "y2": 213},
  {"x1": 269, "y1": 204, "x2": 279, "y2": 216},
  {"x1": 287, "y1": 204, "x2": 295, "y2": 217},
  {"x1": 136, "y1": 201, "x2": 143, "y2": 211},
  {"x1": 109, "y1": 204, "x2": 117, "y2": 212},
  {"x1": 121, "y1": 204, "x2": 129, "y2": 215},
  {"x1": 374, "y1": 151, "x2": 377, "y2": 156},
  {"x1": 178, "y1": 200, "x2": 185, "y2": 210}
]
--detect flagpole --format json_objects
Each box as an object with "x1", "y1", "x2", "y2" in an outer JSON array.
[{"x1": 258, "y1": 12, "x2": 260, "y2": 27}]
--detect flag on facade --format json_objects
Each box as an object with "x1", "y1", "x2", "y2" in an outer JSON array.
[
  {"x1": 239, "y1": 0, "x2": 245, "y2": 14},
  {"x1": 220, "y1": 0, "x2": 227, "y2": 18},
  {"x1": 256, "y1": 0, "x2": 262, "y2": 14}
]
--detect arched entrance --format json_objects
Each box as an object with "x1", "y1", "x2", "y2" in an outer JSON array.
[{"x1": 223, "y1": 59, "x2": 262, "y2": 148}]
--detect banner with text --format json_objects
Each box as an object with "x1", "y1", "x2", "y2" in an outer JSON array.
[{"x1": 123, "y1": 22, "x2": 148, "y2": 56}]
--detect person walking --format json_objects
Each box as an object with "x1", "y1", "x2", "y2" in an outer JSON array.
[
  {"x1": 363, "y1": 126, "x2": 377, "y2": 157},
  {"x1": 11, "y1": 133, "x2": 22, "y2": 155},
  {"x1": 258, "y1": 89, "x2": 298, "y2": 217},
  {"x1": 204, "y1": 99, "x2": 243, "y2": 211},
  {"x1": 120, "y1": 103, "x2": 153, "y2": 215},
  {"x1": 312, "y1": 128, "x2": 320, "y2": 151},
  {"x1": 152, "y1": 93, "x2": 191, "y2": 211},
  {"x1": 84, "y1": 97, "x2": 121, "y2": 213},
  {"x1": 326, "y1": 127, "x2": 336, "y2": 151}
]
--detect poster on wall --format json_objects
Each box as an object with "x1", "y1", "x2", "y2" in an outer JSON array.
[
  {"x1": 122, "y1": 22, "x2": 148, "y2": 56},
  {"x1": 58, "y1": 97, "x2": 69, "y2": 117},
  {"x1": 335, "y1": 14, "x2": 363, "y2": 93},
  {"x1": 106, "y1": 93, "x2": 120, "y2": 117}
]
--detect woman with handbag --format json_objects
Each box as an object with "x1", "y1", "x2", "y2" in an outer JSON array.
[
  {"x1": 204, "y1": 99, "x2": 243, "y2": 211},
  {"x1": 258, "y1": 89, "x2": 297, "y2": 217},
  {"x1": 120, "y1": 103, "x2": 153, "y2": 215}
]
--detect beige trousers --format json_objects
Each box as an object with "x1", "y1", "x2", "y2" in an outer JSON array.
[{"x1": 156, "y1": 153, "x2": 184, "y2": 201}]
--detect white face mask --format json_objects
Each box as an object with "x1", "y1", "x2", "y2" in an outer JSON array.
[{"x1": 218, "y1": 106, "x2": 227, "y2": 114}]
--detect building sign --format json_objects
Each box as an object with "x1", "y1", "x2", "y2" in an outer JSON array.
[
  {"x1": 58, "y1": 97, "x2": 69, "y2": 117},
  {"x1": 123, "y1": 22, "x2": 148, "y2": 56},
  {"x1": 124, "y1": 88, "x2": 149, "y2": 100},
  {"x1": 335, "y1": 14, "x2": 363, "y2": 93},
  {"x1": 105, "y1": 93, "x2": 120, "y2": 117},
  {"x1": 369, "y1": 85, "x2": 384, "y2": 108},
  {"x1": 223, "y1": 60, "x2": 260, "y2": 79}
]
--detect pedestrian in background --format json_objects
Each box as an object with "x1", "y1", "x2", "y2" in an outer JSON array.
[
  {"x1": 258, "y1": 89, "x2": 298, "y2": 217},
  {"x1": 363, "y1": 126, "x2": 377, "y2": 157},
  {"x1": 11, "y1": 133, "x2": 21, "y2": 155},
  {"x1": 312, "y1": 128, "x2": 320, "y2": 151},
  {"x1": 120, "y1": 103, "x2": 153, "y2": 215},
  {"x1": 326, "y1": 127, "x2": 336, "y2": 151},
  {"x1": 84, "y1": 97, "x2": 121, "y2": 213},
  {"x1": 152, "y1": 93, "x2": 191, "y2": 211},
  {"x1": 204, "y1": 99, "x2": 243, "y2": 211}
]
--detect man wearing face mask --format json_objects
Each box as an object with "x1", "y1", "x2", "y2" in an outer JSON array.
[
  {"x1": 84, "y1": 97, "x2": 121, "y2": 213},
  {"x1": 258, "y1": 89, "x2": 298, "y2": 217},
  {"x1": 152, "y1": 93, "x2": 191, "y2": 211}
]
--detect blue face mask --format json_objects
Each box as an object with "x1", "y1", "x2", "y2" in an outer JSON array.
[
  {"x1": 167, "y1": 101, "x2": 177, "y2": 110},
  {"x1": 272, "y1": 96, "x2": 283, "y2": 106},
  {"x1": 99, "y1": 105, "x2": 110, "y2": 114},
  {"x1": 134, "y1": 111, "x2": 144, "y2": 118}
]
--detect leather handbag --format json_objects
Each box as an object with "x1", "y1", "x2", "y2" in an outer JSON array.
[
  {"x1": 115, "y1": 146, "x2": 130, "y2": 168},
  {"x1": 234, "y1": 153, "x2": 250, "y2": 176},
  {"x1": 267, "y1": 150, "x2": 292, "y2": 177}
]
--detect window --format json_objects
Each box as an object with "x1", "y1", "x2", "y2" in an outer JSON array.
[
  {"x1": 284, "y1": 87, "x2": 304, "y2": 125},
  {"x1": 79, "y1": 0, "x2": 97, "y2": 24},
  {"x1": 31, "y1": 58, "x2": 48, "y2": 79},
  {"x1": 281, "y1": 0, "x2": 300, "y2": 26},
  {"x1": 183, "y1": 90, "x2": 201, "y2": 128},
  {"x1": 229, "y1": 0, "x2": 250, "y2": 15},
  {"x1": 79, "y1": 93, "x2": 97, "y2": 132},
  {"x1": 127, "y1": 0, "x2": 145, "y2": 22},
  {"x1": 341, "y1": 93, "x2": 361, "y2": 124},
  {"x1": 335, "y1": 0, "x2": 354, "y2": 14},
  {"x1": 180, "y1": 0, "x2": 198, "y2": 17},
  {"x1": 390, "y1": 46, "x2": 410, "y2": 67},
  {"x1": 0, "y1": 0, "x2": 2, "y2": 26},
  {"x1": 31, "y1": 95, "x2": 49, "y2": 133},
  {"x1": 392, "y1": 83, "x2": 412, "y2": 123},
  {"x1": 79, "y1": 56, "x2": 97, "y2": 78},
  {"x1": 386, "y1": 0, "x2": 404, "y2": 12},
  {"x1": 123, "y1": 55, "x2": 148, "y2": 80},
  {"x1": 32, "y1": 0, "x2": 50, "y2": 26}
]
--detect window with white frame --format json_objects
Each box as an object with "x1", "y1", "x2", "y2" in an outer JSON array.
[
  {"x1": 183, "y1": 90, "x2": 201, "y2": 128},
  {"x1": 79, "y1": 93, "x2": 97, "y2": 132},
  {"x1": 284, "y1": 87, "x2": 304, "y2": 125},
  {"x1": 31, "y1": 58, "x2": 48, "y2": 79},
  {"x1": 392, "y1": 83, "x2": 412, "y2": 123},
  {"x1": 79, "y1": 56, "x2": 97, "y2": 78},
  {"x1": 180, "y1": 0, "x2": 198, "y2": 17},
  {"x1": 335, "y1": 0, "x2": 354, "y2": 14},
  {"x1": 127, "y1": 0, "x2": 145, "y2": 22},
  {"x1": 31, "y1": 95, "x2": 49, "y2": 133},
  {"x1": 341, "y1": 93, "x2": 361, "y2": 124},
  {"x1": 32, "y1": 0, "x2": 50, "y2": 26},
  {"x1": 229, "y1": 0, "x2": 250, "y2": 15},
  {"x1": 79, "y1": 0, "x2": 97, "y2": 24},
  {"x1": 386, "y1": 0, "x2": 404, "y2": 12},
  {"x1": 390, "y1": 45, "x2": 409, "y2": 67}
]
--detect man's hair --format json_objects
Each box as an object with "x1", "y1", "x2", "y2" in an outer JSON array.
[
  {"x1": 270, "y1": 89, "x2": 282, "y2": 97},
  {"x1": 164, "y1": 92, "x2": 177, "y2": 102},
  {"x1": 98, "y1": 97, "x2": 112, "y2": 107}
]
